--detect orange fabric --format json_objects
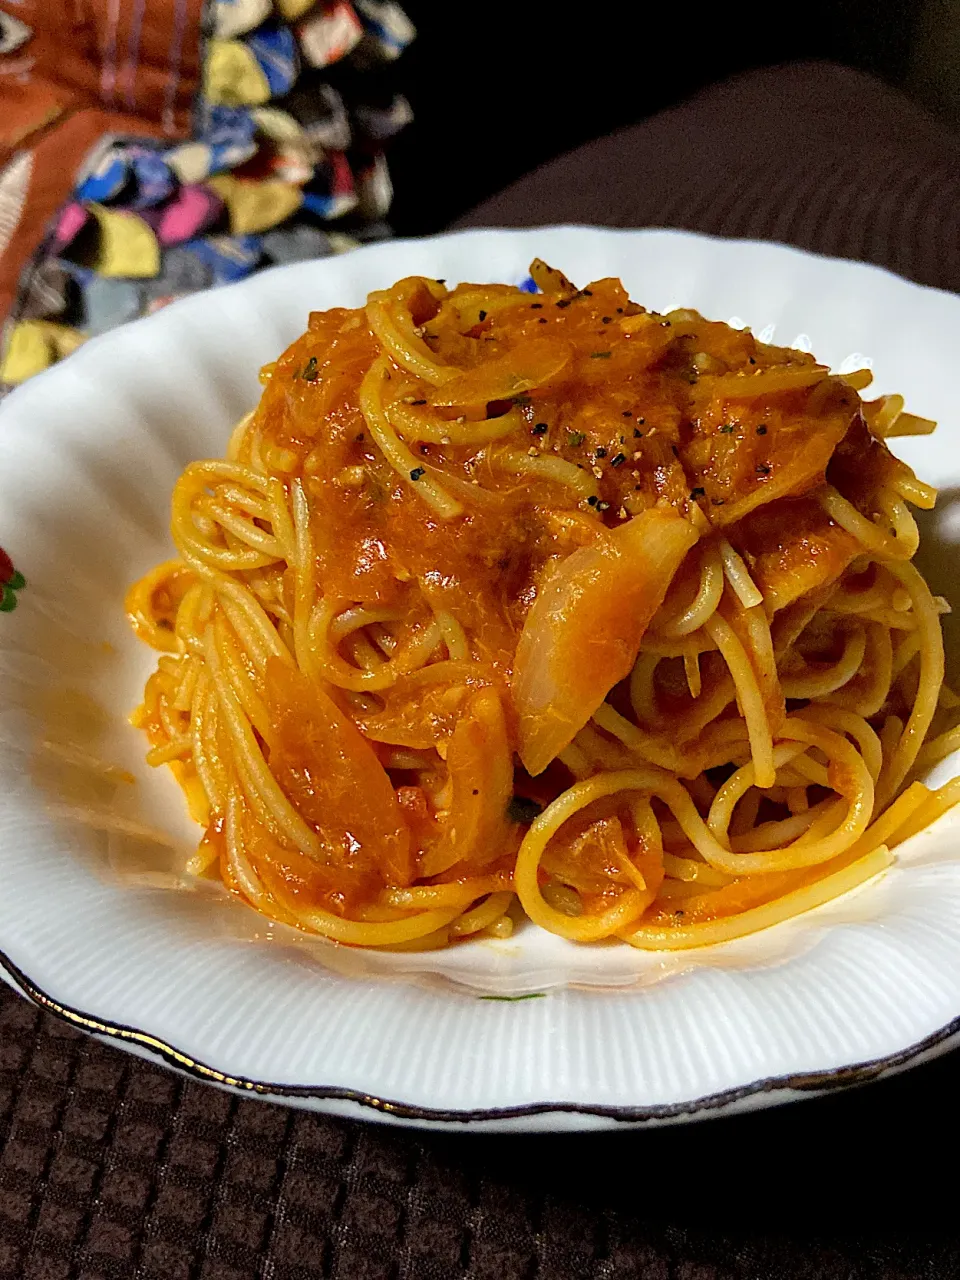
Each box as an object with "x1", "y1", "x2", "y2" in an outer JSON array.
[
  {"x1": 0, "y1": 109, "x2": 165, "y2": 321},
  {"x1": 0, "y1": 0, "x2": 204, "y2": 322},
  {"x1": 0, "y1": 1, "x2": 204, "y2": 158}
]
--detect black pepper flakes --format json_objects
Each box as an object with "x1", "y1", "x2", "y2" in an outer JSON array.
[
  {"x1": 756, "y1": 463, "x2": 771, "y2": 475},
  {"x1": 602, "y1": 316, "x2": 612, "y2": 324},
  {"x1": 411, "y1": 399, "x2": 427, "y2": 406},
  {"x1": 756, "y1": 424, "x2": 768, "y2": 435},
  {"x1": 611, "y1": 452, "x2": 626, "y2": 467},
  {"x1": 531, "y1": 303, "x2": 543, "y2": 309},
  {"x1": 409, "y1": 467, "x2": 425, "y2": 481},
  {"x1": 419, "y1": 444, "x2": 429, "y2": 454},
  {"x1": 622, "y1": 410, "x2": 632, "y2": 418},
  {"x1": 633, "y1": 428, "x2": 643, "y2": 438},
  {"x1": 355, "y1": 432, "x2": 365, "y2": 442},
  {"x1": 532, "y1": 422, "x2": 548, "y2": 435},
  {"x1": 690, "y1": 486, "x2": 706, "y2": 499},
  {"x1": 478, "y1": 310, "x2": 487, "y2": 321},
  {"x1": 595, "y1": 447, "x2": 608, "y2": 459},
  {"x1": 587, "y1": 495, "x2": 598, "y2": 506},
  {"x1": 538, "y1": 317, "x2": 547, "y2": 324}
]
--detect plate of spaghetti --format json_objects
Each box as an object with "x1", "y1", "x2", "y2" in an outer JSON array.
[{"x1": 2, "y1": 226, "x2": 960, "y2": 1130}]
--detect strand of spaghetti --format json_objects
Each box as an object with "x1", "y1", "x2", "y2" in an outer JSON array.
[
  {"x1": 876, "y1": 560, "x2": 944, "y2": 808},
  {"x1": 818, "y1": 485, "x2": 909, "y2": 560},
  {"x1": 892, "y1": 630, "x2": 922, "y2": 680},
  {"x1": 272, "y1": 872, "x2": 465, "y2": 944},
  {"x1": 885, "y1": 413, "x2": 937, "y2": 440},
  {"x1": 173, "y1": 464, "x2": 279, "y2": 570},
  {"x1": 433, "y1": 609, "x2": 469, "y2": 660},
  {"x1": 847, "y1": 780, "x2": 931, "y2": 856},
  {"x1": 386, "y1": 399, "x2": 524, "y2": 446},
  {"x1": 226, "y1": 411, "x2": 254, "y2": 460},
  {"x1": 215, "y1": 592, "x2": 272, "y2": 673},
  {"x1": 916, "y1": 724, "x2": 960, "y2": 771},
  {"x1": 572, "y1": 725, "x2": 635, "y2": 771},
  {"x1": 705, "y1": 612, "x2": 775, "y2": 787},
  {"x1": 174, "y1": 582, "x2": 212, "y2": 655},
  {"x1": 877, "y1": 490, "x2": 920, "y2": 558},
  {"x1": 866, "y1": 393, "x2": 904, "y2": 435},
  {"x1": 780, "y1": 622, "x2": 867, "y2": 699},
  {"x1": 291, "y1": 477, "x2": 318, "y2": 679},
  {"x1": 188, "y1": 562, "x2": 294, "y2": 666},
  {"x1": 449, "y1": 891, "x2": 515, "y2": 938},
  {"x1": 365, "y1": 296, "x2": 453, "y2": 385},
  {"x1": 308, "y1": 597, "x2": 442, "y2": 692},
  {"x1": 217, "y1": 484, "x2": 273, "y2": 522},
  {"x1": 493, "y1": 450, "x2": 599, "y2": 500},
  {"x1": 329, "y1": 606, "x2": 404, "y2": 643},
  {"x1": 823, "y1": 620, "x2": 893, "y2": 718},
  {"x1": 145, "y1": 736, "x2": 192, "y2": 766},
  {"x1": 266, "y1": 477, "x2": 298, "y2": 567},
  {"x1": 557, "y1": 741, "x2": 591, "y2": 778},
  {"x1": 346, "y1": 631, "x2": 387, "y2": 672},
  {"x1": 628, "y1": 651, "x2": 660, "y2": 726},
  {"x1": 619, "y1": 845, "x2": 893, "y2": 950},
  {"x1": 728, "y1": 800, "x2": 834, "y2": 853},
  {"x1": 690, "y1": 721, "x2": 873, "y2": 872},
  {"x1": 384, "y1": 876, "x2": 511, "y2": 909},
  {"x1": 684, "y1": 651, "x2": 702, "y2": 698},
  {"x1": 661, "y1": 852, "x2": 733, "y2": 886},
  {"x1": 212, "y1": 611, "x2": 273, "y2": 742},
  {"x1": 656, "y1": 543, "x2": 724, "y2": 636},
  {"x1": 718, "y1": 538, "x2": 763, "y2": 609},
  {"x1": 224, "y1": 792, "x2": 271, "y2": 909},
  {"x1": 202, "y1": 629, "x2": 320, "y2": 856},
  {"x1": 188, "y1": 668, "x2": 220, "y2": 818},
  {"x1": 707, "y1": 742, "x2": 811, "y2": 845},
  {"x1": 171, "y1": 654, "x2": 200, "y2": 712},
  {"x1": 592, "y1": 702, "x2": 686, "y2": 773},
  {"x1": 829, "y1": 578, "x2": 888, "y2": 614},
  {"x1": 798, "y1": 704, "x2": 883, "y2": 782},
  {"x1": 882, "y1": 776, "x2": 960, "y2": 847},
  {"x1": 359, "y1": 356, "x2": 462, "y2": 518},
  {"x1": 773, "y1": 750, "x2": 830, "y2": 788},
  {"x1": 893, "y1": 473, "x2": 938, "y2": 508},
  {"x1": 196, "y1": 495, "x2": 284, "y2": 557},
  {"x1": 786, "y1": 787, "x2": 810, "y2": 814}
]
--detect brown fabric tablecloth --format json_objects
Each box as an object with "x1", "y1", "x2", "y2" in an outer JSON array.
[{"x1": 5, "y1": 60, "x2": 960, "y2": 1280}]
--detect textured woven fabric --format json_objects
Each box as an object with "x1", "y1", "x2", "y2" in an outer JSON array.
[
  {"x1": 4, "y1": 59, "x2": 960, "y2": 1280},
  {"x1": 457, "y1": 61, "x2": 960, "y2": 296}
]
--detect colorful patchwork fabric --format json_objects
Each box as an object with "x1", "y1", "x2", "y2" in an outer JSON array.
[{"x1": 0, "y1": 0, "x2": 415, "y2": 392}]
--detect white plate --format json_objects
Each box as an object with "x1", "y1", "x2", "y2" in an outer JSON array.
[{"x1": 2, "y1": 226, "x2": 960, "y2": 1133}]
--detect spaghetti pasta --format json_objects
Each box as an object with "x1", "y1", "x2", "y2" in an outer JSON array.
[{"x1": 127, "y1": 263, "x2": 960, "y2": 950}]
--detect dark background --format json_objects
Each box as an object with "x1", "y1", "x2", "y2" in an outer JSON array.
[{"x1": 385, "y1": 0, "x2": 923, "y2": 234}]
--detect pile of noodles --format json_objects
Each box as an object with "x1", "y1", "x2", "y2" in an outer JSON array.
[{"x1": 126, "y1": 261, "x2": 960, "y2": 950}]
